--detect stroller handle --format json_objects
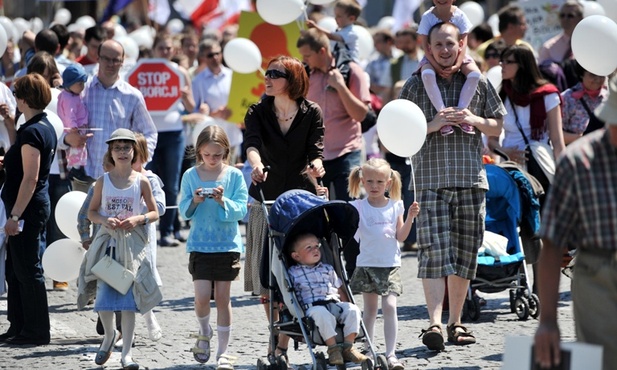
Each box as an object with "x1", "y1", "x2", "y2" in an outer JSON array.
[{"x1": 255, "y1": 165, "x2": 271, "y2": 204}]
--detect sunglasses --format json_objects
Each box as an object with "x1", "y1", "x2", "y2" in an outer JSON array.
[
  {"x1": 265, "y1": 69, "x2": 289, "y2": 79},
  {"x1": 206, "y1": 51, "x2": 220, "y2": 58},
  {"x1": 559, "y1": 13, "x2": 578, "y2": 19},
  {"x1": 485, "y1": 52, "x2": 499, "y2": 59}
]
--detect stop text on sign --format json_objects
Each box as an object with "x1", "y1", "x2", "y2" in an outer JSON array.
[{"x1": 126, "y1": 58, "x2": 184, "y2": 114}]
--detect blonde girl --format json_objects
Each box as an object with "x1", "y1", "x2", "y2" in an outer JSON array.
[
  {"x1": 348, "y1": 158, "x2": 419, "y2": 370},
  {"x1": 179, "y1": 125, "x2": 248, "y2": 369}
]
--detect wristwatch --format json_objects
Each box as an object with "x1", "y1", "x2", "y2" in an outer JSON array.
[
  {"x1": 10, "y1": 215, "x2": 19, "y2": 222},
  {"x1": 143, "y1": 215, "x2": 149, "y2": 225}
]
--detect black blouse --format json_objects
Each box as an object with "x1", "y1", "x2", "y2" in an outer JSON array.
[{"x1": 243, "y1": 96, "x2": 324, "y2": 201}]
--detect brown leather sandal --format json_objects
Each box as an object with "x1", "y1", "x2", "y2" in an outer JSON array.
[
  {"x1": 419, "y1": 324, "x2": 445, "y2": 351},
  {"x1": 446, "y1": 324, "x2": 476, "y2": 345}
]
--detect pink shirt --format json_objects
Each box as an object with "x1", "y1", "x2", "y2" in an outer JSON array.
[
  {"x1": 57, "y1": 90, "x2": 88, "y2": 129},
  {"x1": 306, "y1": 61, "x2": 370, "y2": 160},
  {"x1": 539, "y1": 33, "x2": 571, "y2": 64}
]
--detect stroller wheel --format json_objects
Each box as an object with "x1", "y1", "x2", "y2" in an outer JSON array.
[
  {"x1": 465, "y1": 297, "x2": 481, "y2": 322},
  {"x1": 315, "y1": 351, "x2": 328, "y2": 370},
  {"x1": 374, "y1": 354, "x2": 387, "y2": 370},
  {"x1": 361, "y1": 356, "x2": 375, "y2": 370},
  {"x1": 528, "y1": 293, "x2": 540, "y2": 319},
  {"x1": 514, "y1": 297, "x2": 530, "y2": 320},
  {"x1": 257, "y1": 358, "x2": 268, "y2": 370}
]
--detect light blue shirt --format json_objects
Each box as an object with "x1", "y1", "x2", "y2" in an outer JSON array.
[{"x1": 179, "y1": 165, "x2": 248, "y2": 253}]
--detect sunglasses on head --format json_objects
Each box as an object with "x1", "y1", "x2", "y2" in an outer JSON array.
[{"x1": 265, "y1": 69, "x2": 288, "y2": 79}]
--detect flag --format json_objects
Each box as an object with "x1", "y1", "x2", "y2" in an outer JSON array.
[
  {"x1": 149, "y1": 0, "x2": 171, "y2": 25},
  {"x1": 101, "y1": 0, "x2": 135, "y2": 22},
  {"x1": 173, "y1": 0, "x2": 250, "y2": 30}
]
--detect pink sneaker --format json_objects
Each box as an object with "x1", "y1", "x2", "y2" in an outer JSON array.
[
  {"x1": 459, "y1": 123, "x2": 475, "y2": 134},
  {"x1": 440, "y1": 125, "x2": 454, "y2": 136}
]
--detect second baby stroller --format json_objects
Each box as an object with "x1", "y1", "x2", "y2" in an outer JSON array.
[
  {"x1": 256, "y1": 189, "x2": 384, "y2": 370},
  {"x1": 464, "y1": 163, "x2": 542, "y2": 321}
]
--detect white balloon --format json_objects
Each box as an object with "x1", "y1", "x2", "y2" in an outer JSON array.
[
  {"x1": 0, "y1": 24, "x2": 6, "y2": 57},
  {"x1": 16, "y1": 109, "x2": 64, "y2": 140},
  {"x1": 317, "y1": 16, "x2": 337, "y2": 33},
  {"x1": 0, "y1": 16, "x2": 18, "y2": 43},
  {"x1": 598, "y1": 0, "x2": 617, "y2": 23},
  {"x1": 166, "y1": 18, "x2": 185, "y2": 35},
  {"x1": 30, "y1": 17, "x2": 44, "y2": 34},
  {"x1": 582, "y1": 1, "x2": 605, "y2": 17},
  {"x1": 486, "y1": 65, "x2": 502, "y2": 91},
  {"x1": 223, "y1": 37, "x2": 262, "y2": 74},
  {"x1": 309, "y1": 0, "x2": 335, "y2": 5},
  {"x1": 54, "y1": 8, "x2": 72, "y2": 26},
  {"x1": 256, "y1": 0, "x2": 305, "y2": 26},
  {"x1": 129, "y1": 26, "x2": 155, "y2": 49},
  {"x1": 572, "y1": 15, "x2": 617, "y2": 76},
  {"x1": 42, "y1": 238, "x2": 85, "y2": 282},
  {"x1": 353, "y1": 25, "x2": 374, "y2": 61},
  {"x1": 76, "y1": 15, "x2": 96, "y2": 30},
  {"x1": 377, "y1": 16, "x2": 396, "y2": 30},
  {"x1": 114, "y1": 23, "x2": 127, "y2": 38},
  {"x1": 115, "y1": 36, "x2": 139, "y2": 61},
  {"x1": 459, "y1": 2, "x2": 485, "y2": 28},
  {"x1": 377, "y1": 99, "x2": 427, "y2": 157},
  {"x1": 12, "y1": 18, "x2": 30, "y2": 40},
  {"x1": 487, "y1": 14, "x2": 500, "y2": 37},
  {"x1": 55, "y1": 191, "x2": 88, "y2": 241}
]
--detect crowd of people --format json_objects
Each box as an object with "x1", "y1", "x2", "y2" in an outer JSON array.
[{"x1": 0, "y1": 0, "x2": 616, "y2": 369}]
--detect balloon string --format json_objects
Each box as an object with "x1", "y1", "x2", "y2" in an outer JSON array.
[
  {"x1": 409, "y1": 158, "x2": 417, "y2": 203},
  {"x1": 259, "y1": 67, "x2": 266, "y2": 77}
]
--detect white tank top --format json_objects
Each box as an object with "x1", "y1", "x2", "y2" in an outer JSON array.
[{"x1": 100, "y1": 172, "x2": 142, "y2": 221}]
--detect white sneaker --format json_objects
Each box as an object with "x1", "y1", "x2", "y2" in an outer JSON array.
[{"x1": 387, "y1": 355, "x2": 404, "y2": 370}]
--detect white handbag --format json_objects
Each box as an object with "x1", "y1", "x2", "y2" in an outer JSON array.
[{"x1": 91, "y1": 254, "x2": 134, "y2": 295}]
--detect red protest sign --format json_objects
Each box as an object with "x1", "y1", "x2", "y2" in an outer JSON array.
[{"x1": 126, "y1": 59, "x2": 183, "y2": 114}]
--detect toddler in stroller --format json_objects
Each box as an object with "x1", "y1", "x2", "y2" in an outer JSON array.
[
  {"x1": 288, "y1": 232, "x2": 368, "y2": 366},
  {"x1": 258, "y1": 189, "x2": 381, "y2": 370}
]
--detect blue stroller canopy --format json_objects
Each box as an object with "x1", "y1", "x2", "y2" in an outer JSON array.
[{"x1": 268, "y1": 189, "x2": 360, "y2": 252}]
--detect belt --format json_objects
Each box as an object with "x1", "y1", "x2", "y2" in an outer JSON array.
[{"x1": 303, "y1": 299, "x2": 338, "y2": 310}]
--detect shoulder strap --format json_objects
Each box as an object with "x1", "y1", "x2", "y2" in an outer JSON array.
[{"x1": 509, "y1": 100, "x2": 531, "y2": 146}]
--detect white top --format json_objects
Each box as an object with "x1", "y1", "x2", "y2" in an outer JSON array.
[
  {"x1": 418, "y1": 6, "x2": 473, "y2": 36},
  {"x1": 100, "y1": 172, "x2": 142, "y2": 220},
  {"x1": 352, "y1": 198, "x2": 404, "y2": 268},
  {"x1": 502, "y1": 93, "x2": 561, "y2": 150}
]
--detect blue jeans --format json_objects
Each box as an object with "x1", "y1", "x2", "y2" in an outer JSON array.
[
  {"x1": 323, "y1": 150, "x2": 361, "y2": 275},
  {"x1": 146, "y1": 130, "x2": 185, "y2": 238},
  {"x1": 322, "y1": 150, "x2": 361, "y2": 202},
  {"x1": 5, "y1": 204, "x2": 50, "y2": 340}
]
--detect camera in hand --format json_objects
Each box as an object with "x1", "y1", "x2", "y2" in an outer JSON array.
[{"x1": 199, "y1": 188, "x2": 215, "y2": 198}]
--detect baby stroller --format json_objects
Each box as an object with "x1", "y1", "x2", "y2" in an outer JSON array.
[
  {"x1": 256, "y1": 189, "x2": 382, "y2": 370},
  {"x1": 463, "y1": 163, "x2": 542, "y2": 321}
]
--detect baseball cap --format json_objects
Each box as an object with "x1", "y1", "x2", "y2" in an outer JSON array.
[{"x1": 61, "y1": 63, "x2": 88, "y2": 89}]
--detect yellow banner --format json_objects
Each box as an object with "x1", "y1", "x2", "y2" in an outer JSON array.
[{"x1": 227, "y1": 11, "x2": 303, "y2": 125}]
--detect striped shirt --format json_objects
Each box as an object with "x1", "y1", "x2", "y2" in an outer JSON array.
[
  {"x1": 82, "y1": 76, "x2": 157, "y2": 179},
  {"x1": 540, "y1": 130, "x2": 617, "y2": 251},
  {"x1": 399, "y1": 72, "x2": 506, "y2": 191}
]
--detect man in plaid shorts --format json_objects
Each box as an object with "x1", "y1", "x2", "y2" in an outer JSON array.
[{"x1": 398, "y1": 22, "x2": 506, "y2": 351}]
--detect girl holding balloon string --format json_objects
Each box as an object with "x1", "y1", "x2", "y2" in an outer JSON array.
[{"x1": 347, "y1": 158, "x2": 419, "y2": 370}]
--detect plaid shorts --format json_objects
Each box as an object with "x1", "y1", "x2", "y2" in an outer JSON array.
[
  {"x1": 350, "y1": 267, "x2": 403, "y2": 296},
  {"x1": 416, "y1": 188, "x2": 486, "y2": 280}
]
